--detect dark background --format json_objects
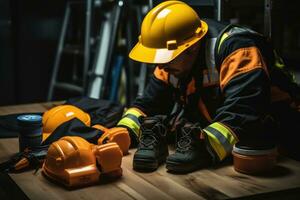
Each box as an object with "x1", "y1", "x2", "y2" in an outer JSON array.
[
  {"x1": 0, "y1": 0, "x2": 65, "y2": 105},
  {"x1": 0, "y1": 0, "x2": 299, "y2": 106}
]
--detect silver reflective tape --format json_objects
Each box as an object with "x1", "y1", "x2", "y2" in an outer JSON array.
[
  {"x1": 123, "y1": 114, "x2": 140, "y2": 127},
  {"x1": 205, "y1": 126, "x2": 233, "y2": 153}
]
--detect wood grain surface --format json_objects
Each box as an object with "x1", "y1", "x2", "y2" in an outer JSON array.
[{"x1": 0, "y1": 103, "x2": 300, "y2": 200}]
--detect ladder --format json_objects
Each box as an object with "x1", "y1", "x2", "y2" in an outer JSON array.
[
  {"x1": 48, "y1": 0, "x2": 124, "y2": 101},
  {"x1": 47, "y1": 0, "x2": 93, "y2": 101},
  {"x1": 87, "y1": 0, "x2": 124, "y2": 99}
]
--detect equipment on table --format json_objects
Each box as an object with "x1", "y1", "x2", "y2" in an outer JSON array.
[
  {"x1": 0, "y1": 98, "x2": 126, "y2": 173},
  {"x1": 17, "y1": 114, "x2": 43, "y2": 152},
  {"x1": 93, "y1": 125, "x2": 131, "y2": 155},
  {"x1": 42, "y1": 105, "x2": 91, "y2": 141},
  {"x1": 42, "y1": 136, "x2": 122, "y2": 188},
  {"x1": 0, "y1": 145, "x2": 49, "y2": 173},
  {"x1": 232, "y1": 143, "x2": 277, "y2": 175}
]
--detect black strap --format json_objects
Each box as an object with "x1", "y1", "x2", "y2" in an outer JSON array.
[{"x1": 0, "y1": 145, "x2": 49, "y2": 173}]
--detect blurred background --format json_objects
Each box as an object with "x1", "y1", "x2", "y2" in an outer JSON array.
[{"x1": 0, "y1": 0, "x2": 299, "y2": 107}]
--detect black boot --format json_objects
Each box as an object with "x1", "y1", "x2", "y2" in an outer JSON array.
[
  {"x1": 133, "y1": 115, "x2": 169, "y2": 171},
  {"x1": 166, "y1": 121, "x2": 212, "y2": 173}
]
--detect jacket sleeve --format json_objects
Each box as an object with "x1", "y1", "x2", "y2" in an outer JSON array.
[
  {"x1": 202, "y1": 35, "x2": 274, "y2": 162},
  {"x1": 117, "y1": 67, "x2": 174, "y2": 139},
  {"x1": 132, "y1": 73, "x2": 175, "y2": 116}
]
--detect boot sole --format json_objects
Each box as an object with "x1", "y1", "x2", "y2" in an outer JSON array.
[
  {"x1": 166, "y1": 160, "x2": 203, "y2": 173},
  {"x1": 133, "y1": 153, "x2": 168, "y2": 172}
]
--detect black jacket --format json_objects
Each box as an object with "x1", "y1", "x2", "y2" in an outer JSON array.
[{"x1": 119, "y1": 19, "x2": 300, "y2": 161}]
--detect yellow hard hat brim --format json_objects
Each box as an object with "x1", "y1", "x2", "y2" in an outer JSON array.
[
  {"x1": 129, "y1": 20, "x2": 208, "y2": 64},
  {"x1": 42, "y1": 132, "x2": 51, "y2": 141}
]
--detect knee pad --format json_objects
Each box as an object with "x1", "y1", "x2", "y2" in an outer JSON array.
[
  {"x1": 93, "y1": 142, "x2": 123, "y2": 176},
  {"x1": 94, "y1": 125, "x2": 131, "y2": 155},
  {"x1": 42, "y1": 136, "x2": 122, "y2": 188}
]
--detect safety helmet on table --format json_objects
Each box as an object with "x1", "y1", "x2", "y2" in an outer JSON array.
[
  {"x1": 129, "y1": 0, "x2": 208, "y2": 64},
  {"x1": 42, "y1": 136, "x2": 123, "y2": 187},
  {"x1": 42, "y1": 136, "x2": 99, "y2": 187},
  {"x1": 42, "y1": 105, "x2": 91, "y2": 141}
]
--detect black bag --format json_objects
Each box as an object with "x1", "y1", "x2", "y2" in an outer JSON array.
[
  {"x1": 0, "y1": 97, "x2": 124, "y2": 138},
  {"x1": 65, "y1": 97, "x2": 124, "y2": 128}
]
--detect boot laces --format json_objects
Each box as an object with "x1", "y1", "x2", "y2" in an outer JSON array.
[
  {"x1": 177, "y1": 124, "x2": 200, "y2": 152},
  {"x1": 140, "y1": 123, "x2": 165, "y2": 148},
  {"x1": 177, "y1": 128, "x2": 193, "y2": 152}
]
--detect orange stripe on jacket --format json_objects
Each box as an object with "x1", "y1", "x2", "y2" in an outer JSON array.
[
  {"x1": 219, "y1": 47, "x2": 269, "y2": 91},
  {"x1": 186, "y1": 79, "x2": 196, "y2": 96},
  {"x1": 154, "y1": 66, "x2": 169, "y2": 84}
]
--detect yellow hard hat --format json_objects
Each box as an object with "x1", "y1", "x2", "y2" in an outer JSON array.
[
  {"x1": 129, "y1": 0, "x2": 208, "y2": 64},
  {"x1": 42, "y1": 105, "x2": 91, "y2": 141}
]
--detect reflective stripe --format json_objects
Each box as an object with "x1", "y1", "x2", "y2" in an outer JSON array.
[
  {"x1": 273, "y1": 50, "x2": 285, "y2": 69},
  {"x1": 204, "y1": 37, "x2": 219, "y2": 87},
  {"x1": 117, "y1": 108, "x2": 145, "y2": 137},
  {"x1": 210, "y1": 122, "x2": 238, "y2": 145},
  {"x1": 204, "y1": 129, "x2": 227, "y2": 160},
  {"x1": 273, "y1": 50, "x2": 297, "y2": 83},
  {"x1": 123, "y1": 113, "x2": 140, "y2": 127},
  {"x1": 204, "y1": 126, "x2": 231, "y2": 159},
  {"x1": 203, "y1": 122, "x2": 238, "y2": 160},
  {"x1": 123, "y1": 108, "x2": 145, "y2": 118},
  {"x1": 117, "y1": 117, "x2": 140, "y2": 136},
  {"x1": 205, "y1": 37, "x2": 217, "y2": 68},
  {"x1": 217, "y1": 25, "x2": 261, "y2": 54},
  {"x1": 217, "y1": 32, "x2": 229, "y2": 53}
]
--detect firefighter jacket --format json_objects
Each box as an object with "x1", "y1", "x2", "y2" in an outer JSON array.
[{"x1": 118, "y1": 19, "x2": 300, "y2": 162}]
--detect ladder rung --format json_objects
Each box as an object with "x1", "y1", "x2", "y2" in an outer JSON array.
[{"x1": 54, "y1": 82, "x2": 84, "y2": 93}]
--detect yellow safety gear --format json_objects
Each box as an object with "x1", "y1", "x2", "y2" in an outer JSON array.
[
  {"x1": 203, "y1": 122, "x2": 238, "y2": 161},
  {"x1": 129, "y1": 0, "x2": 208, "y2": 64},
  {"x1": 117, "y1": 108, "x2": 146, "y2": 138}
]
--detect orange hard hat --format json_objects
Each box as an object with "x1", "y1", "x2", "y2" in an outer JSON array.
[
  {"x1": 42, "y1": 136, "x2": 99, "y2": 187},
  {"x1": 42, "y1": 105, "x2": 91, "y2": 141},
  {"x1": 94, "y1": 125, "x2": 131, "y2": 155},
  {"x1": 42, "y1": 136, "x2": 123, "y2": 187}
]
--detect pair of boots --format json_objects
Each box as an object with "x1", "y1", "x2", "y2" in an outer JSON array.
[{"x1": 133, "y1": 116, "x2": 212, "y2": 173}]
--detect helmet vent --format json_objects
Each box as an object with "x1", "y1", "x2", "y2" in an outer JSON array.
[
  {"x1": 167, "y1": 40, "x2": 178, "y2": 50},
  {"x1": 195, "y1": 27, "x2": 203, "y2": 36}
]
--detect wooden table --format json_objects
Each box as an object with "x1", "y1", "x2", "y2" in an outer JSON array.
[{"x1": 1, "y1": 103, "x2": 300, "y2": 200}]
